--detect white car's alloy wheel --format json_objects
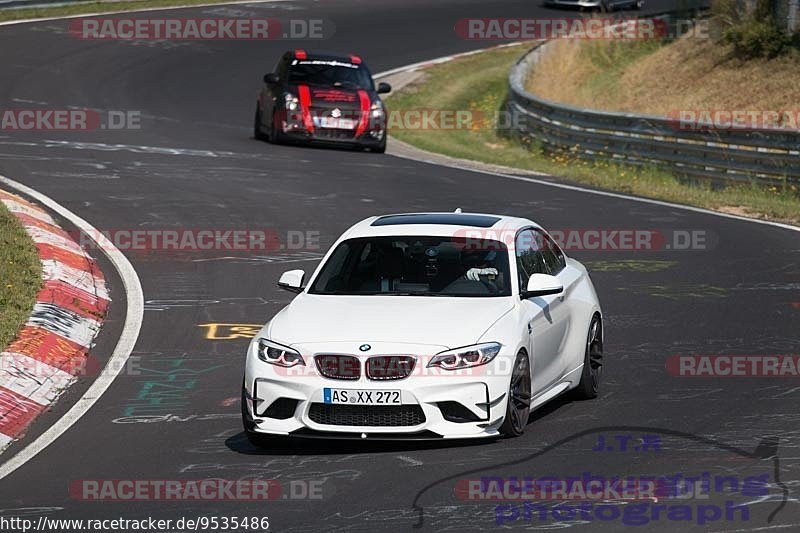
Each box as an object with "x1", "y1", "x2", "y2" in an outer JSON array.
[
  {"x1": 575, "y1": 315, "x2": 603, "y2": 399},
  {"x1": 500, "y1": 351, "x2": 532, "y2": 437}
]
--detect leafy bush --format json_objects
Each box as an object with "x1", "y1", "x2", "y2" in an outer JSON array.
[
  {"x1": 722, "y1": 19, "x2": 792, "y2": 58},
  {"x1": 711, "y1": 0, "x2": 740, "y2": 28},
  {"x1": 712, "y1": 0, "x2": 794, "y2": 58}
]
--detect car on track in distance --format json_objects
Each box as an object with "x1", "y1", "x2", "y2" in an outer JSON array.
[
  {"x1": 544, "y1": 0, "x2": 643, "y2": 11},
  {"x1": 242, "y1": 211, "x2": 603, "y2": 443},
  {"x1": 254, "y1": 49, "x2": 391, "y2": 152}
]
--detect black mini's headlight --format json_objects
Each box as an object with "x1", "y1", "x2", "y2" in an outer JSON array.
[{"x1": 284, "y1": 93, "x2": 299, "y2": 111}]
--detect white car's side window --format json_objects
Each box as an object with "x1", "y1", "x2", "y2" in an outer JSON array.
[
  {"x1": 515, "y1": 229, "x2": 548, "y2": 291},
  {"x1": 538, "y1": 231, "x2": 566, "y2": 275}
]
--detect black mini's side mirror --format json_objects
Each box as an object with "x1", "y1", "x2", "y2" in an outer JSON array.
[
  {"x1": 264, "y1": 73, "x2": 280, "y2": 85},
  {"x1": 377, "y1": 82, "x2": 392, "y2": 94}
]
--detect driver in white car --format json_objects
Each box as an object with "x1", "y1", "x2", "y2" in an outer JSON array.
[{"x1": 464, "y1": 249, "x2": 499, "y2": 281}]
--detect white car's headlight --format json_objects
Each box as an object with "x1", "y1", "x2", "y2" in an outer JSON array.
[
  {"x1": 427, "y1": 342, "x2": 501, "y2": 370},
  {"x1": 257, "y1": 338, "x2": 305, "y2": 367}
]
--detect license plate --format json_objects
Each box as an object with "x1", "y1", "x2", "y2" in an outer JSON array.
[
  {"x1": 323, "y1": 388, "x2": 401, "y2": 405},
  {"x1": 315, "y1": 117, "x2": 356, "y2": 129}
]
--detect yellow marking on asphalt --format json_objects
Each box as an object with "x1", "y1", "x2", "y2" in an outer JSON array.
[{"x1": 198, "y1": 323, "x2": 261, "y2": 340}]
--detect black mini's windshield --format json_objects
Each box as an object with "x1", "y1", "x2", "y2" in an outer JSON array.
[
  {"x1": 309, "y1": 236, "x2": 511, "y2": 297},
  {"x1": 288, "y1": 59, "x2": 373, "y2": 90}
]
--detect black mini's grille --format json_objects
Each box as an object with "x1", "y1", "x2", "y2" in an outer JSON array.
[
  {"x1": 366, "y1": 356, "x2": 416, "y2": 380},
  {"x1": 308, "y1": 404, "x2": 425, "y2": 427},
  {"x1": 313, "y1": 128, "x2": 357, "y2": 140},
  {"x1": 315, "y1": 354, "x2": 361, "y2": 380}
]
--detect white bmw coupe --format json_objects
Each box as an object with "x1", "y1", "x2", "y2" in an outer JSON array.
[{"x1": 242, "y1": 212, "x2": 603, "y2": 442}]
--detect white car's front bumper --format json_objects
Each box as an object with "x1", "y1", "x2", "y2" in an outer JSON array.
[{"x1": 243, "y1": 341, "x2": 516, "y2": 440}]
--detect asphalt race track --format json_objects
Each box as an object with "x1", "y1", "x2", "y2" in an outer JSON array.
[{"x1": 0, "y1": 0, "x2": 799, "y2": 531}]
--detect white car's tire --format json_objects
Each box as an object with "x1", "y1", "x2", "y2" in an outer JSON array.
[
  {"x1": 499, "y1": 351, "x2": 532, "y2": 438},
  {"x1": 574, "y1": 314, "x2": 603, "y2": 400}
]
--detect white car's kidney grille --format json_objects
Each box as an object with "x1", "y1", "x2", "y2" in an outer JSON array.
[
  {"x1": 365, "y1": 356, "x2": 416, "y2": 380},
  {"x1": 308, "y1": 404, "x2": 426, "y2": 427},
  {"x1": 314, "y1": 354, "x2": 361, "y2": 380}
]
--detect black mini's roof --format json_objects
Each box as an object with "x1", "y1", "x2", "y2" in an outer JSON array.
[{"x1": 290, "y1": 49, "x2": 363, "y2": 64}]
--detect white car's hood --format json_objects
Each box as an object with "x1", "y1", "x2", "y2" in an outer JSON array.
[{"x1": 267, "y1": 294, "x2": 514, "y2": 349}]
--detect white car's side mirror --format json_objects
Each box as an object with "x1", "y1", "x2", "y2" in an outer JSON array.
[
  {"x1": 278, "y1": 269, "x2": 305, "y2": 293},
  {"x1": 522, "y1": 273, "x2": 563, "y2": 299}
]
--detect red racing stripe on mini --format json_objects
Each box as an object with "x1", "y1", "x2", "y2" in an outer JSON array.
[
  {"x1": 354, "y1": 89, "x2": 371, "y2": 137},
  {"x1": 298, "y1": 85, "x2": 315, "y2": 133}
]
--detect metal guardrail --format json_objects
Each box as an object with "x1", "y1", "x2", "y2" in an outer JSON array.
[
  {"x1": 0, "y1": 0, "x2": 89, "y2": 9},
  {"x1": 506, "y1": 23, "x2": 800, "y2": 186}
]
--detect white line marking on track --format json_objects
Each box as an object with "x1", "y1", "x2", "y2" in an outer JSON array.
[
  {"x1": 396, "y1": 455, "x2": 423, "y2": 467},
  {"x1": 0, "y1": 174, "x2": 144, "y2": 481}
]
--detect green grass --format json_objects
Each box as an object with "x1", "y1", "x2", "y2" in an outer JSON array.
[
  {"x1": 386, "y1": 44, "x2": 800, "y2": 225},
  {"x1": 0, "y1": 201, "x2": 42, "y2": 350},
  {"x1": 0, "y1": 0, "x2": 243, "y2": 22},
  {"x1": 578, "y1": 40, "x2": 663, "y2": 95}
]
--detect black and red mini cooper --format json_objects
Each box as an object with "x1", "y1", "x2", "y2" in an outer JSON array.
[{"x1": 254, "y1": 49, "x2": 391, "y2": 153}]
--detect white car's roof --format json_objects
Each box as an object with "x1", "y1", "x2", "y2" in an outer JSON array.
[{"x1": 340, "y1": 212, "x2": 542, "y2": 240}]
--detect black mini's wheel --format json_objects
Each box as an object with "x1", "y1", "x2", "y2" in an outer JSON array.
[
  {"x1": 268, "y1": 114, "x2": 284, "y2": 145},
  {"x1": 253, "y1": 105, "x2": 266, "y2": 141},
  {"x1": 372, "y1": 135, "x2": 387, "y2": 153}
]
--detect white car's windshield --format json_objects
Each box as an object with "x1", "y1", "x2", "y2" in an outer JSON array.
[{"x1": 309, "y1": 236, "x2": 511, "y2": 297}]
